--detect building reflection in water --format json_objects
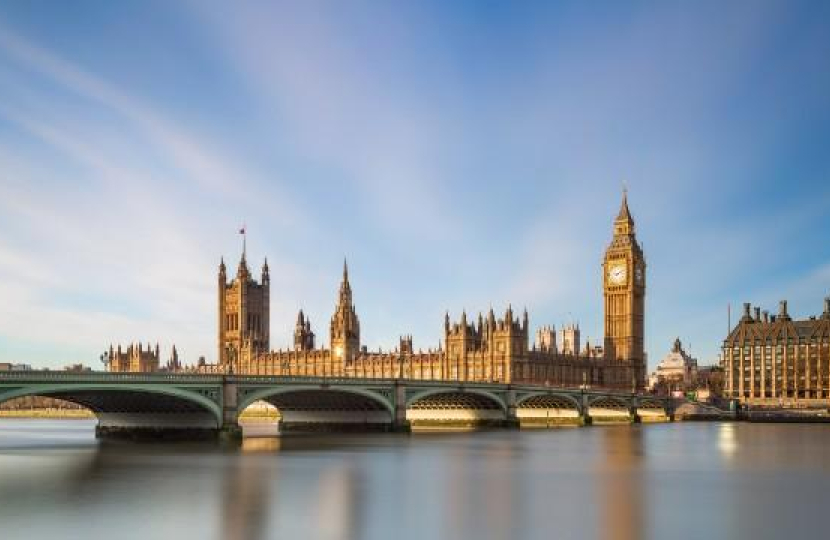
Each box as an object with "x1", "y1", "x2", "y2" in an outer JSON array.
[
  {"x1": 717, "y1": 423, "x2": 737, "y2": 459},
  {"x1": 221, "y1": 450, "x2": 269, "y2": 540},
  {"x1": 440, "y1": 435, "x2": 524, "y2": 539},
  {"x1": 227, "y1": 435, "x2": 364, "y2": 540},
  {"x1": 598, "y1": 427, "x2": 644, "y2": 540}
]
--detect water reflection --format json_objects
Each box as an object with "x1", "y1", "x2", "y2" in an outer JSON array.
[
  {"x1": 717, "y1": 423, "x2": 738, "y2": 458},
  {"x1": 5, "y1": 421, "x2": 830, "y2": 540},
  {"x1": 599, "y1": 427, "x2": 643, "y2": 540}
]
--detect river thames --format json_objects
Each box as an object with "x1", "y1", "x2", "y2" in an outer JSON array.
[{"x1": 1, "y1": 420, "x2": 829, "y2": 540}]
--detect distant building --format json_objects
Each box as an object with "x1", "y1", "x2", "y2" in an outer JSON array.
[
  {"x1": 648, "y1": 338, "x2": 698, "y2": 391},
  {"x1": 0, "y1": 363, "x2": 32, "y2": 372},
  {"x1": 64, "y1": 364, "x2": 92, "y2": 372},
  {"x1": 723, "y1": 299, "x2": 830, "y2": 404}
]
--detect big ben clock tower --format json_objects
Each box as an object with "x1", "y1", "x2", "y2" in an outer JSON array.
[{"x1": 603, "y1": 190, "x2": 646, "y2": 389}]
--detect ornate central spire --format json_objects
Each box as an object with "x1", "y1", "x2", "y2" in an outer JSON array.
[
  {"x1": 331, "y1": 258, "x2": 360, "y2": 359},
  {"x1": 339, "y1": 258, "x2": 352, "y2": 300}
]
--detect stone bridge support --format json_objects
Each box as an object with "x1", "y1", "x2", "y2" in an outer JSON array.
[
  {"x1": 664, "y1": 399, "x2": 677, "y2": 422},
  {"x1": 220, "y1": 378, "x2": 243, "y2": 441},
  {"x1": 629, "y1": 397, "x2": 641, "y2": 423},
  {"x1": 581, "y1": 393, "x2": 592, "y2": 426},
  {"x1": 393, "y1": 383, "x2": 410, "y2": 432},
  {"x1": 505, "y1": 389, "x2": 520, "y2": 428}
]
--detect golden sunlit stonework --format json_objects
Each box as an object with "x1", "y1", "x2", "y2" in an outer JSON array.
[{"x1": 110, "y1": 193, "x2": 647, "y2": 391}]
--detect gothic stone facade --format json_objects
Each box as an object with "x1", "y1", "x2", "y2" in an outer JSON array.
[
  {"x1": 723, "y1": 299, "x2": 830, "y2": 404},
  {"x1": 106, "y1": 343, "x2": 181, "y2": 372},
  {"x1": 107, "y1": 343, "x2": 159, "y2": 373},
  {"x1": 201, "y1": 193, "x2": 647, "y2": 391}
]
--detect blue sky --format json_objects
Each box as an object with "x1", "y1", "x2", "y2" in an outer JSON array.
[{"x1": 1, "y1": 1, "x2": 829, "y2": 370}]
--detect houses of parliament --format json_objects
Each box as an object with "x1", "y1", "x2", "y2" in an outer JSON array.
[{"x1": 107, "y1": 193, "x2": 647, "y2": 391}]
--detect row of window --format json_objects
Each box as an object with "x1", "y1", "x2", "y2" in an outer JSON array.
[{"x1": 224, "y1": 312, "x2": 265, "y2": 333}]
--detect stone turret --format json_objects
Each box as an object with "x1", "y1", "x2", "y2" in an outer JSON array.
[
  {"x1": 294, "y1": 310, "x2": 315, "y2": 351},
  {"x1": 535, "y1": 325, "x2": 557, "y2": 353},
  {"x1": 166, "y1": 345, "x2": 181, "y2": 371},
  {"x1": 445, "y1": 305, "x2": 529, "y2": 359},
  {"x1": 107, "y1": 342, "x2": 159, "y2": 372},
  {"x1": 399, "y1": 335, "x2": 413, "y2": 355},
  {"x1": 560, "y1": 323, "x2": 581, "y2": 356}
]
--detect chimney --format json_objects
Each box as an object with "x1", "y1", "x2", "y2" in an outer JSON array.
[
  {"x1": 824, "y1": 297, "x2": 830, "y2": 319},
  {"x1": 763, "y1": 310, "x2": 769, "y2": 323},
  {"x1": 779, "y1": 300, "x2": 789, "y2": 319},
  {"x1": 743, "y1": 302, "x2": 751, "y2": 321},
  {"x1": 754, "y1": 307, "x2": 761, "y2": 321}
]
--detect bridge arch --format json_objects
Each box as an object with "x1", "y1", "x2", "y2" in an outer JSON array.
[
  {"x1": 516, "y1": 392, "x2": 582, "y2": 412},
  {"x1": 0, "y1": 383, "x2": 223, "y2": 427},
  {"x1": 636, "y1": 398, "x2": 668, "y2": 417},
  {"x1": 586, "y1": 395, "x2": 631, "y2": 409},
  {"x1": 237, "y1": 385, "x2": 395, "y2": 420},
  {"x1": 405, "y1": 388, "x2": 507, "y2": 411}
]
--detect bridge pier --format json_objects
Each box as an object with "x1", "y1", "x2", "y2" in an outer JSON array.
[
  {"x1": 629, "y1": 398, "x2": 641, "y2": 424},
  {"x1": 505, "y1": 389, "x2": 520, "y2": 429},
  {"x1": 220, "y1": 378, "x2": 243, "y2": 442},
  {"x1": 665, "y1": 400, "x2": 676, "y2": 422},
  {"x1": 580, "y1": 393, "x2": 592, "y2": 426},
  {"x1": 392, "y1": 384, "x2": 411, "y2": 432}
]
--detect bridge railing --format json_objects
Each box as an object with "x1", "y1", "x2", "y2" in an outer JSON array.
[
  {"x1": 0, "y1": 371, "x2": 226, "y2": 384},
  {"x1": 0, "y1": 370, "x2": 670, "y2": 402}
]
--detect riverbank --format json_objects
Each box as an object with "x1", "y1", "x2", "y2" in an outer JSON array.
[
  {"x1": 0, "y1": 409, "x2": 94, "y2": 419},
  {"x1": 0, "y1": 409, "x2": 281, "y2": 420}
]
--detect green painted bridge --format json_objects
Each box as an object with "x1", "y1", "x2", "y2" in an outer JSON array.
[{"x1": 0, "y1": 372, "x2": 677, "y2": 440}]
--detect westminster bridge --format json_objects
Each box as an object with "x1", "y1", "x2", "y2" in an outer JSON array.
[{"x1": 0, "y1": 372, "x2": 677, "y2": 440}]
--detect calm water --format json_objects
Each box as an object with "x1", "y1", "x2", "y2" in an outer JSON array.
[{"x1": 1, "y1": 420, "x2": 829, "y2": 540}]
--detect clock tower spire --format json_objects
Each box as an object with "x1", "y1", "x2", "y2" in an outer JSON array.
[{"x1": 603, "y1": 189, "x2": 646, "y2": 390}]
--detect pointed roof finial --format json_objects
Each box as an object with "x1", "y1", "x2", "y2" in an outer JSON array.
[
  {"x1": 616, "y1": 186, "x2": 632, "y2": 222},
  {"x1": 343, "y1": 257, "x2": 349, "y2": 282}
]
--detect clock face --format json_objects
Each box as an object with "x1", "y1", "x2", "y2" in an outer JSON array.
[{"x1": 608, "y1": 264, "x2": 627, "y2": 285}]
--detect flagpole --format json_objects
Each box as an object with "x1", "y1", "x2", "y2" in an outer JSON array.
[{"x1": 240, "y1": 223, "x2": 246, "y2": 259}]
